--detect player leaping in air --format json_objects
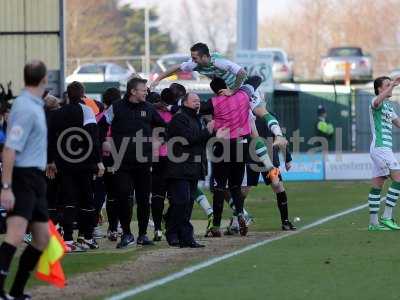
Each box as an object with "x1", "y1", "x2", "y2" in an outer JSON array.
[{"x1": 150, "y1": 42, "x2": 288, "y2": 153}]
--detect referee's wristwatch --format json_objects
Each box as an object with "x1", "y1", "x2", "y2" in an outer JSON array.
[{"x1": 2, "y1": 183, "x2": 11, "y2": 190}]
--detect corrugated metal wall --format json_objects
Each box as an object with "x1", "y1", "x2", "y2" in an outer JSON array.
[
  {"x1": 0, "y1": 0, "x2": 25, "y2": 31},
  {"x1": 0, "y1": 0, "x2": 61, "y2": 94},
  {"x1": 0, "y1": 36, "x2": 25, "y2": 92},
  {"x1": 25, "y1": 0, "x2": 59, "y2": 31}
]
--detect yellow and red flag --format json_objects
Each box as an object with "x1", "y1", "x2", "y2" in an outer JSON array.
[{"x1": 35, "y1": 220, "x2": 67, "y2": 288}]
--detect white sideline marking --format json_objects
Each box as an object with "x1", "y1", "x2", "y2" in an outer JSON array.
[{"x1": 108, "y1": 203, "x2": 368, "y2": 300}]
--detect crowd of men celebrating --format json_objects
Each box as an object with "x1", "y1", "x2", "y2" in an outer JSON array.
[{"x1": 0, "y1": 43, "x2": 296, "y2": 300}]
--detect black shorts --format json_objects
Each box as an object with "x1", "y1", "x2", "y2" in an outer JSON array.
[
  {"x1": 9, "y1": 167, "x2": 48, "y2": 223},
  {"x1": 245, "y1": 164, "x2": 282, "y2": 187},
  {"x1": 209, "y1": 140, "x2": 247, "y2": 191}
]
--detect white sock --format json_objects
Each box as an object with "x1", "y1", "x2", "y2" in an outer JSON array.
[
  {"x1": 196, "y1": 195, "x2": 213, "y2": 216},
  {"x1": 370, "y1": 214, "x2": 379, "y2": 225},
  {"x1": 231, "y1": 216, "x2": 239, "y2": 228},
  {"x1": 368, "y1": 189, "x2": 382, "y2": 225},
  {"x1": 258, "y1": 153, "x2": 274, "y2": 170},
  {"x1": 382, "y1": 206, "x2": 393, "y2": 219}
]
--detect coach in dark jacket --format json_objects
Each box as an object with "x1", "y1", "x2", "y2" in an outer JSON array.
[
  {"x1": 98, "y1": 77, "x2": 166, "y2": 248},
  {"x1": 165, "y1": 93, "x2": 214, "y2": 248}
]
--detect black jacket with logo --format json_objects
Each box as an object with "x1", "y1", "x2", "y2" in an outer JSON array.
[{"x1": 99, "y1": 98, "x2": 166, "y2": 169}]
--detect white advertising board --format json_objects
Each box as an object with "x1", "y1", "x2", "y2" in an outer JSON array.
[
  {"x1": 235, "y1": 50, "x2": 274, "y2": 93},
  {"x1": 325, "y1": 153, "x2": 373, "y2": 180}
]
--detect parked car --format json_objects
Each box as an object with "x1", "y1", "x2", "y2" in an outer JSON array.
[
  {"x1": 321, "y1": 47, "x2": 373, "y2": 82},
  {"x1": 66, "y1": 62, "x2": 135, "y2": 84},
  {"x1": 390, "y1": 68, "x2": 400, "y2": 79},
  {"x1": 259, "y1": 48, "x2": 294, "y2": 82},
  {"x1": 150, "y1": 53, "x2": 196, "y2": 81}
]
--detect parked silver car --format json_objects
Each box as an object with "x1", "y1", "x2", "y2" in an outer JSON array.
[
  {"x1": 66, "y1": 62, "x2": 135, "y2": 84},
  {"x1": 390, "y1": 68, "x2": 400, "y2": 79},
  {"x1": 150, "y1": 53, "x2": 197, "y2": 81},
  {"x1": 261, "y1": 48, "x2": 294, "y2": 82},
  {"x1": 321, "y1": 47, "x2": 373, "y2": 82}
]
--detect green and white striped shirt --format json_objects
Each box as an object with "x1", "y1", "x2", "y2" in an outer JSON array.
[
  {"x1": 180, "y1": 53, "x2": 244, "y2": 90},
  {"x1": 369, "y1": 97, "x2": 398, "y2": 149}
]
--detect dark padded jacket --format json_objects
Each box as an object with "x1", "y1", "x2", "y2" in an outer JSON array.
[
  {"x1": 165, "y1": 106, "x2": 210, "y2": 181},
  {"x1": 98, "y1": 98, "x2": 166, "y2": 169}
]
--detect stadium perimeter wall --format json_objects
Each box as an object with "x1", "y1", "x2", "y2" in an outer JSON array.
[{"x1": 276, "y1": 152, "x2": 394, "y2": 181}]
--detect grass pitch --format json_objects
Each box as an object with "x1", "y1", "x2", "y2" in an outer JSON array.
[{"x1": 6, "y1": 180, "x2": 397, "y2": 300}]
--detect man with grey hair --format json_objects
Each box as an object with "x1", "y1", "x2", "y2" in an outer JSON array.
[{"x1": 0, "y1": 60, "x2": 50, "y2": 300}]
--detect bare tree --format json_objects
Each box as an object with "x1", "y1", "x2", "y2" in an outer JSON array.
[
  {"x1": 323, "y1": 0, "x2": 400, "y2": 76},
  {"x1": 159, "y1": 0, "x2": 236, "y2": 55},
  {"x1": 181, "y1": 0, "x2": 199, "y2": 47}
]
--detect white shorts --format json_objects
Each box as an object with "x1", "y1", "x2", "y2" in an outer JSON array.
[{"x1": 370, "y1": 147, "x2": 400, "y2": 178}]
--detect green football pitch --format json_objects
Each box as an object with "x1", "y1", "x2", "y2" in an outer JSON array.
[
  {"x1": 107, "y1": 180, "x2": 400, "y2": 300},
  {"x1": 5, "y1": 181, "x2": 400, "y2": 300}
]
